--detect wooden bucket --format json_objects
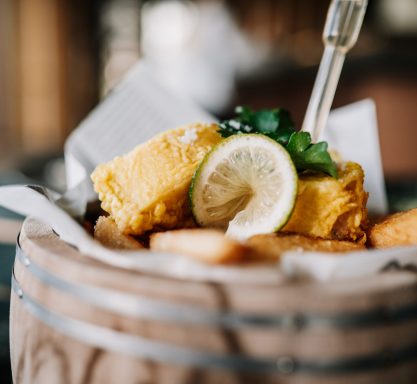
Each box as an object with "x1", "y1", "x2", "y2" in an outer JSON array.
[{"x1": 10, "y1": 218, "x2": 417, "y2": 383}]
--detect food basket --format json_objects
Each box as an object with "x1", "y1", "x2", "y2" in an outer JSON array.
[{"x1": 10, "y1": 218, "x2": 417, "y2": 384}]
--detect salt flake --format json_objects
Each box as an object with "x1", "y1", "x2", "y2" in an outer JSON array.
[{"x1": 179, "y1": 128, "x2": 198, "y2": 144}]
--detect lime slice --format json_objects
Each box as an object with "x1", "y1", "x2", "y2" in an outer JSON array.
[{"x1": 190, "y1": 134, "x2": 298, "y2": 240}]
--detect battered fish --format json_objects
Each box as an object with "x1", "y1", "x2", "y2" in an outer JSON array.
[
  {"x1": 368, "y1": 208, "x2": 417, "y2": 248},
  {"x1": 150, "y1": 229, "x2": 250, "y2": 264},
  {"x1": 149, "y1": 228, "x2": 364, "y2": 264},
  {"x1": 91, "y1": 123, "x2": 221, "y2": 236},
  {"x1": 283, "y1": 162, "x2": 368, "y2": 242},
  {"x1": 248, "y1": 233, "x2": 365, "y2": 262}
]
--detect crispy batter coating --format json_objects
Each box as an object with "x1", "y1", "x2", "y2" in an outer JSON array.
[
  {"x1": 149, "y1": 229, "x2": 365, "y2": 264},
  {"x1": 94, "y1": 217, "x2": 366, "y2": 264},
  {"x1": 94, "y1": 216, "x2": 143, "y2": 250},
  {"x1": 368, "y1": 208, "x2": 417, "y2": 248},
  {"x1": 248, "y1": 233, "x2": 365, "y2": 262},
  {"x1": 150, "y1": 229, "x2": 250, "y2": 264},
  {"x1": 283, "y1": 162, "x2": 368, "y2": 242},
  {"x1": 91, "y1": 124, "x2": 221, "y2": 236}
]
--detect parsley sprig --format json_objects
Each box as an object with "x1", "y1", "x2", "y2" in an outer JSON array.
[{"x1": 218, "y1": 106, "x2": 338, "y2": 178}]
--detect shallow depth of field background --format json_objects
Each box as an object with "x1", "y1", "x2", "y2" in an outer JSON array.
[{"x1": 1, "y1": 0, "x2": 417, "y2": 381}]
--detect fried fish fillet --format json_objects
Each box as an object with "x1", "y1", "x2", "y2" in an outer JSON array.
[
  {"x1": 283, "y1": 162, "x2": 368, "y2": 242},
  {"x1": 94, "y1": 216, "x2": 143, "y2": 250},
  {"x1": 91, "y1": 123, "x2": 221, "y2": 236},
  {"x1": 248, "y1": 233, "x2": 365, "y2": 262},
  {"x1": 150, "y1": 229, "x2": 251, "y2": 264},
  {"x1": 368, "y1": 208, "x2": 417, "y2": 248}
]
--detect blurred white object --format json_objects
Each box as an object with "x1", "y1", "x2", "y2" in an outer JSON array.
[
  {"x1": 322, "y1": 99, "x2": 388, "y2": 215},
  {"x1": 141, "y1": 0, "x2": 197, "y2": 55},
  {"x1": 141, "y1": 0, "x2": 268, "y2": 113},
  {"x1": 282, "y1": 246, "x2": 417, "y2": 282},
  {"x1": 377, "y1": 0, "x2": 417, "y2": 34},
  {"x1": 101, "y1": 0, "x2": 141, "y2": 95},
  {"x1": 43, "y1": 158, "x2": 67, "y2": 193}
]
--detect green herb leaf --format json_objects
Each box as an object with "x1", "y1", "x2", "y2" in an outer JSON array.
[
  {"x1": 287, "y1": 132, "x2": 338, "y2": 178},
  {"x1": 218, "y1": 120, "x2": 255, "y2": 138},
  {"x1": 251, "y1": 110, "x2": 279, "y2": 133},
  {"x1": 218, "y1": 106, "x2": 338, "y2": 178},
  {"x1": 234, "y1": 105, "x2": 252, "y2": 122},
  {"x1": 219, "y1": 106, "x2": 296, "y2": 144}
]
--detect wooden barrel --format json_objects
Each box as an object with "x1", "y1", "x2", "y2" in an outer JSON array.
[{"x1": 10, "y1": 218, "x2": 417, "y2": 383}]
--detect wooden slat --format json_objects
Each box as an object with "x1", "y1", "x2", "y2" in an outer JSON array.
[{"x1": 0, "y1": 217, "x2": 22, "y2": 244}]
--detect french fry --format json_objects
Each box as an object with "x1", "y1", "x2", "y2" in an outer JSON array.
[
  {"x1": 150, "y1": 229, "x2": 250, "y2": 264},
  {"x1": 368, "y1": 208, "x2": 417, "y2": 248},
  {"x1": 94, "y1": 216, "x2": 143, "y2": 250}
]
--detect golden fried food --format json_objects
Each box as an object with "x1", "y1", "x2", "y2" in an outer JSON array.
[
  {"x1": 94, "y1": 216, "x2": 143, "y2": 250},
  {"x1": 91, "y1": 124, "x2": 221, "y2": 236},
  {"x1": 150, "y1": 229, "x2": 251, "y2": 264},
  {"x1": 368, "y1": 208, "x2": 417, "y2": 248},
  {"x1": 248, "y1": 233, "x2": 365, "y2": 261},
  {"x1": 283, "y1": 162, "x2": 368, "y2": 242},
  {"x1": 150, "y1": 229, "x2": 364, "y2": 264}
]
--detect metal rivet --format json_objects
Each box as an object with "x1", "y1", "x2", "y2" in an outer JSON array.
[
  {"x1": 17, "y1": 289, "x2": 23, "y2": 298},
  {"x1": 277, "y1": 356, "x2": 295, "y2": 374}
]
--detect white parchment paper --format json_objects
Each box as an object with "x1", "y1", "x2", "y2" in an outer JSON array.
[{"x1": 323, "y1": 99, "x2": 388, "y2": 214}]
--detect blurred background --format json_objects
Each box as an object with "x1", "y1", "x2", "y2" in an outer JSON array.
[{"x1": 1, "y1": 0, "x2": 417, "y2": 381}]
